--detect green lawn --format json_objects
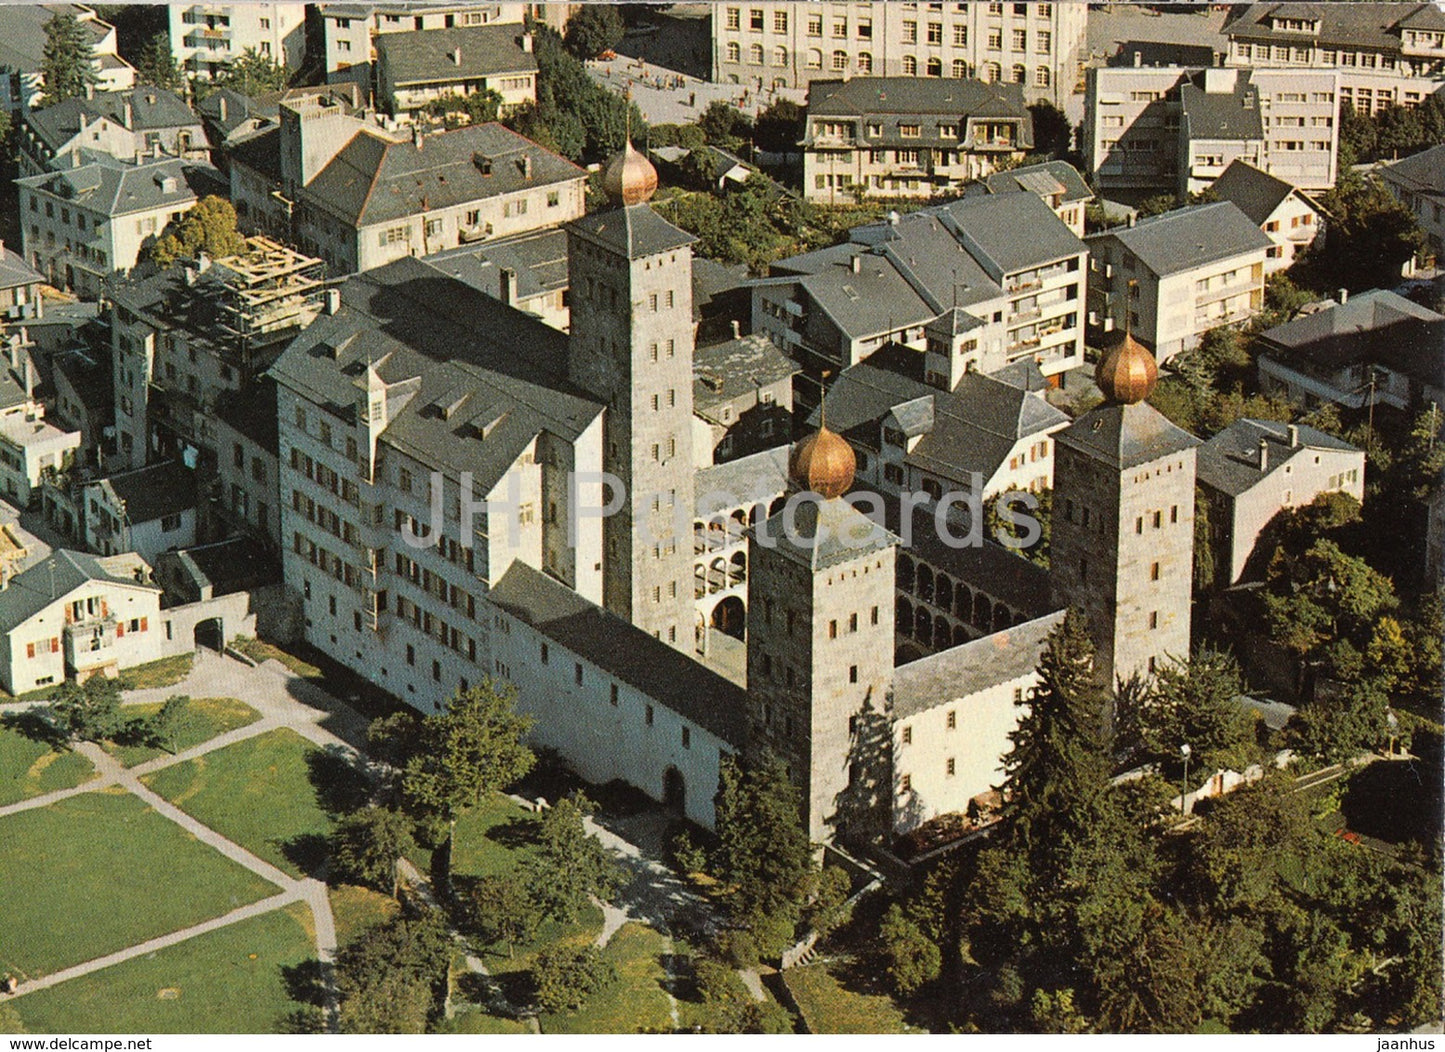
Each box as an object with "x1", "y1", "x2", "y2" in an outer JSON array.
[
  {"x1": 540, "y1": 923, "x2": 675, "y2": 1034},
  {"x1": 0, "y1": 790, "x2": 280, "y2": 981},
  {"x1": 106, "y1": 697, "x2": 261, "y2": 767},
  {"x1": 142, "y1": 728, "x2": 352, "y2": 879},
  {"x1": 120, "y1": 653, "x2": 195, "y2": 690},
  {"x1": 450, "y1": 793, "x2": 542, "y2": 879},
  {"x1": 0, "y1": 726, "x2": 93, "y2": 807},
  {"x1": 11, "y1": 903, "x2": 318, "y2": 1034},
  {"x1": 328, "y1": 883, "x2": 399, "y2": 948},
  {"x1": 783, "y1": 960, "x2": 912, "y2": 1034},
  {"x1": 232, "y1": 638, "x2": 321, "y2": 680}
]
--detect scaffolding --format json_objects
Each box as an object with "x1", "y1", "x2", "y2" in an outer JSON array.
[{"x1": 207, "y1": 236, "x2": 328, "y2": 350}]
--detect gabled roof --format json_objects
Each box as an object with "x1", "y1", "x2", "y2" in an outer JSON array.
[
  {"x1": 1381, "y1": 143, "x2": 1445, "y2": 199},
  {"x1": 1055, "y1": 400, "x2": 1199, "y2": 470},
  {"x1": 1180, "y1": 74, "x2": 1263, "y2": 141},
  {"x1": 488, "y1": 560, "x2": 747, "y2": 747},
  {"x1": 0, "y1": 549, "x2": 157, "y2": 633},
  {"x1": 375, "y1": 22, "x2": 536, "y2": 86},
  {"x1": 27, "y1": 85, "x2": 200, "y2": 153},
  {"x1": 808, "y1": 75, "x2": 1031, "y2": 121},
  {"x1": 0, "y1": 244, "x2": 44, "y2": 291},
  {"x1": 1224, "y1": 2, "x2": 1444, "y2": 50},
  {"x1": 1197, "y1": 417, "x2": 1361, "y2": 498},
  {"x1": 567, "y1": 203, "x2": 696, "y2": 261},
  {"x1": 693, "y1": 333, "x2": 797, "y2": 417},
  {"x1": 302, "y1": 122, "x2": 584, "y2": 229},
  {"x1": 1089, "y1": 201, "x2": 1272, "y2": 277},
  {"x1": 422, "y1": 226, "x2": 569, "y2": 303},
  {"x1": 1209, "y1": 159, "x2": 1320, "y2": 226},
  {"x1": 16, "y1": 156, "x2": 222, "y2": 218},
  {"x1": 695, "y1": 445, "x2": 791, "y2": 511},
  {"x1": 88, "y1": 461, "x2": 198, "y2": 526},
  {"x1": 984, "y1": 160, "x2": 1093, "y2": 205},
  {"x1": 893, "y1": 610, "x2": 1064, "y2": 719}
]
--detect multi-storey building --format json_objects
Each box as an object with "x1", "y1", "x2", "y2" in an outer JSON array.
[
  {"x1": 0, "y1": 243, "x2": 44, "y2": 324},
  {"x1": 320, "y1": 2, "x2": 525, "y2": 93},
  {"x1": 691, "y1": 333, "x2": 796, "y2": 467},
  {"x1": 1209, "y1": 159, "x2": 1326, "y2": 274},
  {"x1": 0, "y1": 5, "x2": 134, "y2": 118},
  {"x1": 81, "y1": 461, "x2": 198, "y2": 562},
  {"x1": 1222, "y1": 2, "x2": 1445, "y2": 114},
  {"x1": 167, "y1": 3, "x2": 307, "y2": 80},
  {"x1": 20, "y1": 87, "x2": 206, "y2": 176},
  {"x1": 1379, "y1": 144, "x2": 1445, "y2": 258},
  {"x1": 981, "y1": 159, "x2": 1093, "y2": 237},
  {"x1": 754, "y1": 191, "x2": 1087, "y2": 409},
  {"x1": 1086, "y1": 201, "x2": 1271, "y2": 363},
  {"x1": 801, "y1": 76, "x2": 1032, "y2": 201},
  {"x1": 1084, "y1": 66, "x2": 1340, "y2": 196},
  {"x1": 1051, "y1": 335, "x2": 1198, "y2": 691},
  {"x1": 374, "y1": 24, "x2": 537, "y2": 118},
  {"x1": 711, "y1": 1, "x2": 1088, "y2": 107}
]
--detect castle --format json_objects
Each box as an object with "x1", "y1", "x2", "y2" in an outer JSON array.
[{"x1": 271, "y1": 142, "x2": 1198, "y2": 846}]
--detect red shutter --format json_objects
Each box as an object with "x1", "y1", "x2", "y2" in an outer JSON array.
[
  {"x1": 26, "y1": 643, "x2": 35, "y2": 659},
  {"x1": 116, "y1": 622, "x2": 125, "y2": 638},
  {"x1": 51, "y1": 637, "x2": 59, "y2": 653},
  {"x1": 140, "y1": 617, "x2": 148, "y2": 632}
]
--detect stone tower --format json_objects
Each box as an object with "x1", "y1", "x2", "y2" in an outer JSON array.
[
  {"x1": 1051, "y1": 332, "x2": 1199, "y2": 692},
  {"x1": 566, "y1": 142, "x2": 696, "y2": 648},
  {"x1": 746, "y1": 427, "x2": 898, "y2": 844}
]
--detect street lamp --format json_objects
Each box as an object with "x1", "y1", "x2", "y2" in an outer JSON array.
[{"x1": 1180, "y1": 743, "x2": 1192, "y2": 816}]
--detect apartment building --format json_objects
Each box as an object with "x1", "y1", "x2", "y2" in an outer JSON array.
[
  {"x1": 1084, "y1": 66, "x2": 1340, "y2": 196},
  {"x1": 321, "y1": 2, "x2": 525, "y2": 93},
  {"x1": 374, "y1": 24, "x2": 537, "y2": 118},
  {"x1": 711, "y1": 1, "x2": 1088, "y2": 107},
  {"x1": 753, "y1": 191, "x2": 1087, "y2": 408},
  {"x1": 0, "y1": 243, "x2": 44, "y2": 324},
  {"x1": 1222, "y1": 2, "x2": 1445, "y2": 114},
  {"x1": 168, "y1": 3, "x2": 307, "y2": 80},
  {"x1": 981, "y1": 159, "x2": 1092, "y2": 236},
  {"x1": 1379, "y1": 144, "x2": 1445, "y2": 258},
  {"x1": 213, "y1": 376, "x2": 282, "y2": 547},
  {"x1": 801, "y1": 76, "x2": 1032, "y2": 201},
  {"x1": 16, "y1": 156, "x2": 224, "y2": 299},
  {"x1": 0, "y1": 339, "x2": 80, "y2": 507},
  {"x1": 20, "y1": 87, "x2": 206, "y2": 176},
  {"x1": 0, "y1": 5, "x2": 134, "y2": 117},
  {"x1": 1086, "y1": 201, "x2": 1271, "y2": 363},
  {"x1": 1209, "y1": 159, "x2": 1325, "y2": 273}
]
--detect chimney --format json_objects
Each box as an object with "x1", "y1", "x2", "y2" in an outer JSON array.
[
  {"x1": 521, "y1": 31, "x2": 533, "y2": 53},
  {"x1": 498, "y1": 267, "x2": 516, "y2": 306},
  {"x1": 324, "y1": 287, "x2": 341, "y2": 315},
  {"x1": 1133, "y1": 50, "x2": 1142, "y2": 67},
  {"x1": 520, "y1": 154, "x2": 532, "y2": 179},
  {"x1": 1337, "y1": 288, "x2": 1348, "y2": 305},
  {"x1": 1127, "y1": 212, "x2": 1137, "y2": 228},
  {"x1": 1258, "y1": 438, "x2": 1269, "y2": 472},
  {"x1": 197, "y1": 251, "x2": 211, "y2": 274},
  {"x1": 123, "y1": 98, "x2": 134, "y2": 128},
  {"x1": 6, "y1": 337, "x2": 18, "y2": 371},
  {"x1": 413, "y1": 125, "x2": 424, "y2": 150},
  {"x1": 1288, "y1": 424, "x2": 1299, "y2": 448},
  {"x1": 450, "y1": 46, "x2": 462, "y2": 65},
  {"x1": 850, "y1": 254, "x2": 861, "y2": 274},
  {"x1": 731, "y1": 319, "x2": 741, "y2": 339},
  {"x1": 218, "y1": 95, "x2": 228, "y2": 123},
  {"x1": 24, "y1": 357, "x2": 33, "y2": 401}
]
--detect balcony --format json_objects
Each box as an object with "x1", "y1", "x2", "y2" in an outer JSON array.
[{"x1": 64, "y1": 615, "x2": 118, "y2": 673}]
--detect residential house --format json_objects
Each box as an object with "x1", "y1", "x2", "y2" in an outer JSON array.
[
  {"x1": 168, "y1": 3, "x2": 307, "y2": 80},
  {"x1": 1256, "y1": 289, "x2": 1445, "y2": 414},
  {"x1": 710, "y1": 1, "x2": 1088, "y2": 108},
  {"x1": 1222, "y1": 3, "x2": 1445, "y2": 114},
  {"x1": 1378, "y1": 144, "x2": 1445, "y2": 259},
  {"x1": 802, "y1": 76, "x2": 1033, "y2": 201},
  {"x1": 981, "y1": 159, "x2": 1093, "y2": 237},
  {"x1": 0, "y1": 5, "x2": 133, "y2": 117},
  {"x1": 691, "y1": 333, "x2": 796, "y2": 466},
  {"x1": 1197, "y1": 419, "x2": 1365, "y2": 584},
  {"x1": 1084, "y1": 65, "x2": 1340, "y2": 195},
  {"x1": 0, "y1": 242, "x2": 45, "y2": 324},
  {"x1": 19, "y1": 86, "x2": 206, "y2": 175},
  {"x1": 81, "y1": 461, "x2": 198, "y2": 561},
  {"x1": 16, "y1": 156, "x2": 225, "y2": 298},
  {"x1": 421, "y1": 226, "x2": 570, "y2": 331},
  {"x1": 50, "y1": 344, "x2": 114, "y2": 468},
  {"x1": 0, "y1": 549, "x2": 161, "y2": 695},
  {"x1": 321, "y1": 2, "x2": 525, "y2": 93},
  {"x1": 1086, "y1": 201, "x2": 1271, "y2": 363},
  {"x1": 374, "y1": 23, "x2": 537, "y2": 118},
  {"x1": 1209, "y1": 159, "x2": 1325, "y2": 273},
  {"x1": 0, "y1": 335, "x2": 79, "y2": 506}
]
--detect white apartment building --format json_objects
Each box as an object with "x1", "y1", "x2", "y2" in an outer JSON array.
[
  {"x1": 321, "y1": 2, "x2": 525, "y2": 92},
  {"x1": 711, "y1": 1, "x2": 1088, "y2": 107},
  {"x1": 1223, "y1": 2, "x2": 1445, "y2": 114},
  {"x1": 1086, "y1": 201, "x2": 1271, "y2": 363},
  {"x1": 0, "y1": 5, "x2": 134, "y2": 117},
  {"x1": 1085, "y1": 66, "x2": 1340, "y2": 196},
  {"x1": 168, "y1": 3, "x2": 307, "y2": 79},
  {"x1": 374, "y1": 24, "x2": 537, "y2": 118},
  {"x1": 1209, "y1": 159, "x2": 1325, "y2": 274}
]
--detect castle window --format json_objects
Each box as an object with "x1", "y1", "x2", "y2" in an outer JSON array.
[
  {"x1": 1150, "y1": 562, "x2": 1160, "y2": 581},
  {"x1": 902, "y1": 726, "x2": 912, "y2": 745},
  {"x1": 849, "y1": 665, "x2": 858, "y2": 683},
  {"x1": 575, "y1": 663, "x2": 584, "y2": 685},
  {"x1": 946, "y1": 710, "x2": 956, "y2": 730},
  {"x1": 900, "y1": 774, "x2": 912, "y2": 793},
  {"x1": 1171, "y1": 505, "x2": 1179, "y2": 523},
  {"x1": 1153, "y1": 511, "x2": 1163, "y2": 528},
  {"x1": 828, "y1": 619, "x2": 838, "y2": 638},
  {"x1": 645, "y1": 705, "x2": 654, "y2": 726},
  {"x1": 1136, "y1": 516, "x2": 1144, "y2": 534},
  {"x1": 946, "y1": 758, "x2": 956, "y2": 777},
  {"x1": 871, "y1": 606, "x2": 879, "y2": 625},
  {"x1": 849, "y1": 612, "x2": 858, "y2": 632},
  {"x1": 1149, "y1": 611, "x2": 1159, "y2": 629},
  {"x1": 610, "y1": 683, "x2": 619, "y2": 706},
  {"x1": 540, "y1": 643, "x2": 549, "y2": 664}
]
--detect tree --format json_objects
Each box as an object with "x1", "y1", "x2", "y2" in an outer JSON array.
[
  {"x1": 465, "y1": 872, "x2": 540, "y2": 958},
  {"x1": 985, "y1": 487, "x2": 1050, "y2": 567},
  {"x1": 144, "y1": 195, "x2": 247, "y2": 268},
  {"x1": 562, "y1": 4, "x2": 623, "y2": 60},
  {"x1": 698, "y1": 100, "x2": 753, "y2": 153},
  {"x1": 134, "y1": 32, "x2": 182, "y2": 92},
  {"x1": 335, "y1": 911, "x2": 452, "y2": 1033},
  {"x1": 1027, "y1": 101, "x2": 1072, "y2": 158},
  {"x1": 420, "y1": 89, "x2": 502, "y2": 128},
  {"x1": 691, "y1": 956, "x2": 794, "y2": 1033},
  {"x1": 213, "y1": 47, "x2": 289, "y2": 97},
  {"x1": 1140, "y1": 651, "x2": 1259, "y2": 777},
  {"x1": 712, "y1": 753, "x2": 813, "y2": 957},
  {"x1": 330, "y1": 807, "x2": 415, "y2": 897},
  {"x1": 1302, "y1": 171, "x2": 1424, "y2": 293},
  {"x1": 505, "y1": 25, "x2": 643, "y2": 163},
  {"x1": 41, "y1": 13, "x2": 98, "y2": 104},
  {"x1": 754, "y1": 98, "x2": 803, "y2": 155},
  {"x1": 45, "y1": 676, "x2": 125, "y2": 744},
  {"x1": 367, "y1": 709, "x2": 423, "y2": 770},
  {"x1": 147, "y1": 694, "x2": 192, "y2": 753},
  {"x1": 521, "y1": 791, "x2": 622, "y2": 923},
  {"x1": 532, "y1": 944, "x2": 617, "y2": 1013},
  {"x1": 400, "y1": 681, "x2": 535, "y2": 828},
  {"x1": 877, "y1": 903, "x2": 941, "y2": 998},
  {"x1": 1182, "y1": 772, "x2": 1311, "y2": 912}
]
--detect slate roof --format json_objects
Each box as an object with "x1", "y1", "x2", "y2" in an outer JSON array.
[
  {"x1": 568, "y1": 203, "x2": 696, "y2": 261},
  {"x1": 1381, "y1": 143, "x2": 1445, "y2": 200},
  {"x1": 693, "y1": 333, "x2": 797, "y2": 417},
  {"x1": 91, "y1": 461, "x2": 198, "y2": 526},
  {"x1": 1256, "y1": 289, "x2": 1445, "y2": 390},
  {"x1": 376, "y1": 23, "x2": 536, "y2": 86},
  {"x1": 1197, "y1": 417, "x2": 1361, "y2": 498},
  {"x1": 421, "y1": 226, "x2": 568, "y2": 303},
  {"x1": 226, "y1": 125, "x2": 283, "y2": 182},
  {"x1": 1055, "y1": 400, "x2": 1200, "y2": 471},
  {"x1": 1209, "y1": 159, "x2": 1320, "y2": 226},
  {"x1": 269, "y1": 257, "x2": 602, "y2": 493},
  {"x1": 487, "y1": 560, "x2": 747, "y2": 747},
  {"x1": 196, "y1": 88, "x2": 281, "y2": 141},
  {"x1": 1224, "y1": 3, "x2": 1445, "y2": 51},
  {"x1": 893, "y1": 610, "x2": 1064, "y2": 719},
  {"x1": 984, "y1": 160, "x2": 1093, "y2": 204},
  {"x1": 0, "y1": 5, "x2": 111, "y2": 75},
  {"x1": 805, "y1": 77, "x2": 1034, "y2": 150},
  {"x1": 51, "y1": 347, "x2": 113, "y2": 417},
  {"x1": 695, "y1": 444, "x2": 791, "y2": 511},
  {"x1": 0, "y1": 244, "x2": 43, "y2": 291},
  {"x1": 27, "y1": 86, "x2": 201, "y2": 153},
  {"x1": 1180, "y1": 74, "x2": 1263, "y2": 141},
  {"x1": 767, "y1": 192, "x2": 1084, "y2": 340},
  {"x1": 754, "y1": 497, "x2": 899, "y2": 573},
  {"x1": 302, "y1": 122, "x2": 584, "y2": 229},
  {"x1": 1089, "y1": 201, "x2": 1273, "y2": 277},
  {"x1": 16, "y1": 156, "x2": 223, "y2": 218},
  {"x1": 0, "y1": 549, "x2": 157, "y2": 633}
]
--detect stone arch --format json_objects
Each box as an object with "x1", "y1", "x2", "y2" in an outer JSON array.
[
  {"x1": 993, "y1": 601, "x2": 1011, "y2": 632},
  {"x1": 955, "y1": 584, "x2": 973, "y2": 621},
  {"x1": 933, "y1": 614, "x2": 951, "y2": 647},
  {"x1": 973, "y1": 592, "x2": 991, "y2": 628},
  {"x1": 712, "y1": 595, "x2": 746, "y2": 640},
  {"x1": 897, "y1": 596, "x2": 913, "y2": 629},
  {"x1": 914, "y1": 608, "x2": 932, "y2": 645},
  {"x1": 917, "y1": 565, "x2": 934, "y2": 604},
  {"x1": 897, "y1": 554, "x2": 915, "y2": 592},
  {"x1": 663, "y1": 767, "x2": 686, "y2": 813},
  {"x1": 935, "y1": 575, "x2": 953, "y2": 613},
  {"x1": 953, "y1": 624, "x2": 968, "y2": 647}
]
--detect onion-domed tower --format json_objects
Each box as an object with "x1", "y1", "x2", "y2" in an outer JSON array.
[
  {"x1": 788, "y1": 424, "x2": 856, "y2": 499},
  {"x1": 1050, "y1": 330, "x2": 1199, "y2": 700},
  {"x1": 565, "y1": 141, "x2": 698, "y2": 650}
]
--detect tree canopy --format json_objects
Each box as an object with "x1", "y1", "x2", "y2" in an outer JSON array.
[
  {"x1": 41, "y1": 13, "x2": 99, "y2": 104},
  {"x1": 562, "y1": 4, "x2": 623, "y2": 60},
  {"x1": 144, "y1": 195, "x2": 247, "y2": 268}
]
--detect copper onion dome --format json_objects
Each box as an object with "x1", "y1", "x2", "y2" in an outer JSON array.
[
  {"x1": 789, "y1": 426, "x2": 856, "y2": 499},
  {"x1": 602, "y1": 140, "x2": 658, "y2": 205},
  {"x1": 1094, "y1": 330, "x2": 1158, "y2": 405}
]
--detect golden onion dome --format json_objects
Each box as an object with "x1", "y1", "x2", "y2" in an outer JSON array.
[
  {"x1": 789, "y1": 426, "x2": 856, "y2": 499},
  {"x1": 601, "y1": 140, "x2": 658, "y2": 206},
  {"x1": 1094, "y1": 330, "x2": 1159, "y2": 405}
]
